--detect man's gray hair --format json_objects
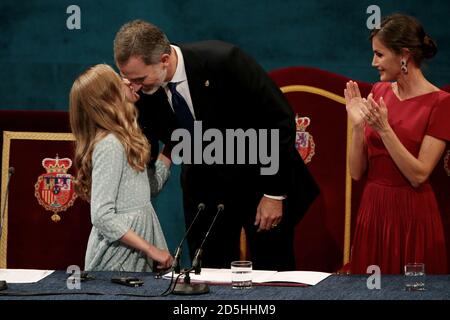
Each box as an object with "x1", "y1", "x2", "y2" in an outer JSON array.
[{"x1": 114, "y1": 20, "x2": 171, "y2": 66}]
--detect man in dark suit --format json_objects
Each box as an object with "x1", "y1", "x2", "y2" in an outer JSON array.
[{"x1": 114, "y1": 20, "x2": 319, "y2": 270}]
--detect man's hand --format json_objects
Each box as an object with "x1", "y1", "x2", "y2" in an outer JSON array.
[{"x1": 254, "y1": 196, "x2": 283, "y2": 232}]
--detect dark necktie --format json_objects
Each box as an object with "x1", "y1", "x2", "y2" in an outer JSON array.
[{"x1": 167, "y1": 82, "x2": 194, "y2": 133}]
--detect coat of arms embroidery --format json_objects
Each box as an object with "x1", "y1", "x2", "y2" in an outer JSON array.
[
  {"x1": 295, "y1": 115, "x2": 315, "y2": 164},
  {"x1": 34, "y1": 156, "x2": 77, "y2": 222}
]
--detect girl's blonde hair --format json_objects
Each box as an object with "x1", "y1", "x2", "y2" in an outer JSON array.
[{"x1": 69, "y1": 64, "x2": 150, "y2": 200}]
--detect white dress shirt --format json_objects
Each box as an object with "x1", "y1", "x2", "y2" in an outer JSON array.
[{"x1": 164, "y1": 45, "x2": 196, "y2": 120}]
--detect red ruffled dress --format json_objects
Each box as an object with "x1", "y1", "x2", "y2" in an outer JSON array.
[{"x1": 350, "y1": 82, "x2": 450, "y2": 274}]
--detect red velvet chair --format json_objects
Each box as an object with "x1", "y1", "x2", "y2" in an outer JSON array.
[
  {"x1": 268, "y1": 67, "x2": 372, "y2": 272},
  {"x1": 0, "y1": 110, "x2": 91, "y2": 270}
]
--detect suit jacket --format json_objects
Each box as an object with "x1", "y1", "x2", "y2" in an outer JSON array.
[{"x1": 136, "y1": 40, "x2": 319, "y2": 224}]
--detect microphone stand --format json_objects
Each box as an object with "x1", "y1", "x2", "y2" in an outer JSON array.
[
  {"x1": 172, "y1": 265, "x2": 206, "y2": 295},
  {"x1": 171, "y1": 203, "x2": 205, "y2": 274},
  {"x1": 172, "y1": 204, "x2": 224, "y2": 295}
]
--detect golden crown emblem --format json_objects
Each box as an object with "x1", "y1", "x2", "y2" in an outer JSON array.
[
  {"x1": 42, "y1": 156, "x2": 72, "y2": 174},
  {"x1": 295, "y1": 115, "x2": 311, "y2": 132}
]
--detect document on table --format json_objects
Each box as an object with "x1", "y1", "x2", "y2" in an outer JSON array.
[
  {"x1": 0, "y1": 269, "x2": 55, "y2": 283},
  {"x1": 163, "y1": 268, "x2": 331, "y2": 286},
  {"x1": 252, "y1": 270, "x2": 331, "y2": 286}
]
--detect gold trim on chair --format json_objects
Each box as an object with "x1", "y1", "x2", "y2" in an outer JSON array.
[
  {"x1": 281, "y1": 85, "x2": 346, "y2": 105},
  {"x1": 1, "y1": 131, "x2": 75, "y2": 268},
  {"x1": 280, "y1": 85, "x2": 352, "y2": 267},
  {"x1": 344, "y1": 119, "x2": 353, "y2": 265}
]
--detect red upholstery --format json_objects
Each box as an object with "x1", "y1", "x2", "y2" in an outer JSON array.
[
  {"x1": 0, "y1": 110, "x2": 91, "y2": 270},
  {"x1": 269, "y1": 67, "x2": 372, "y2": 272},
  {"x1": 433, "y1": 85, "x2": 450, "y2": 268}
]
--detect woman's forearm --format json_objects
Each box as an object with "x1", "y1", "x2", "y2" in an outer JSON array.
[
  {"x1": 379, "y1": 128, "x2": 444, "y2": 187},
  {"x1": 349, "y1": 126, "x2": 368, "y2": 180}
]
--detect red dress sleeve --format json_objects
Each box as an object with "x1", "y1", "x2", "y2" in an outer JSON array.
[
  {"x1": 426, "y1": 93, "x2": 450, "y2": 141},
  {"x1": 370, "y1": 82, "x2": 389, "y2": 100},
  {"x1": 370, "y1": 82, "x2": 381, "y2": 95}
]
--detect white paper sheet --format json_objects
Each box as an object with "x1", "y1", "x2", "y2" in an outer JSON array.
[
  {"x1": 0, "y1": 269, "x2": 55, "y2": 283},
  {"x1": 253, "y1": 271, "x2": 331, "y2": 286},
  {"x1": 164, "y1": 268, "x2": 331, "y2": 286}
]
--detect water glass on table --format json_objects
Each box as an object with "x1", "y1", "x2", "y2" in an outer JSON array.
[
  {"x1": 231, "y1": 261, "x2": 252, "y2": 289},
  {"x1": 404, "y1": 262, "x2": 425, "y2": 291}
]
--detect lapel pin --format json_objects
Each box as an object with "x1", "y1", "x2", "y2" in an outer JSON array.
[{"x1": 204, "y1": 80, "x2": 209, "y2": 87}]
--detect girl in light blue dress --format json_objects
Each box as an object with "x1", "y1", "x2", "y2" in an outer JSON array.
[{"x1": 69, "y1": 64, "x2": 173, "y2": 272}]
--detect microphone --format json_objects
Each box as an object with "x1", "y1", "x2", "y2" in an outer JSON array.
[
  {"x1": 0, "y1": 167, "x2": 14, "y2": 291},
  {"x1": 172, "y1": 204, "x2": 224, "y2": 295},
  {"x1": 172, "y1": 204, "x2": 224, "y2": 296},
  {"x1": 192, "y1": 204, "x2": 224, "y2": 274},
  {"x1": 171, "y1": 203, "x2": 205, "y2": 274}
]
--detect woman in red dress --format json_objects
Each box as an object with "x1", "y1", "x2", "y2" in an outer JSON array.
[{"x1": 345, "y1": 14, "x2": 450, "y2": 274}]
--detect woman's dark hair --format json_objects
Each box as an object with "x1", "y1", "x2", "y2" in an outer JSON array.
[{"x1": 370, "y1": 13, "x2": 437, "y2": 67}]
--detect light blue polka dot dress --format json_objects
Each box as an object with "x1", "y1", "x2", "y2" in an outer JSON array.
[{"x1": 84, "y1": 134, "x2": 170, "y2": 272}]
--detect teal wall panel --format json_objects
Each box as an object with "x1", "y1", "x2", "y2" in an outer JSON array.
[{"x1": 1, "y1": 0, "x2": 450, "y2": 111}]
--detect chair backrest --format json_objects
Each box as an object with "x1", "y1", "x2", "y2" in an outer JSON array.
[
  {"x1": 431, "y1": 85, "x2": 450, "y2": 269},
  {"x1": 0, "y1": 110, "x2": 91, "y2": 270},
  {"x1": 269, "y1": 67, "x2": 372, "y2": 272}
]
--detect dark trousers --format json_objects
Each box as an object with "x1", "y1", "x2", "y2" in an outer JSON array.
[{"x1": 182, "y1": 174, "x2": 296, "y2": 271}]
